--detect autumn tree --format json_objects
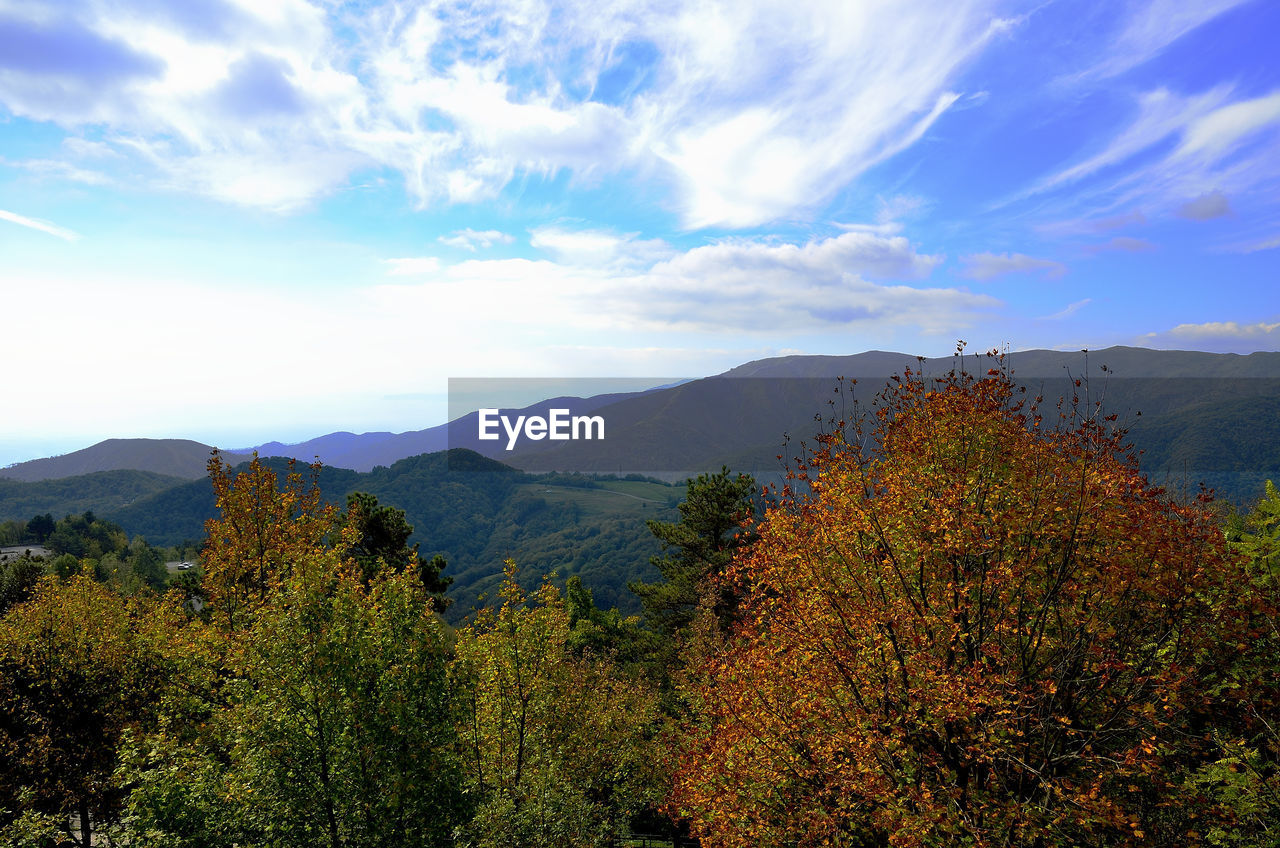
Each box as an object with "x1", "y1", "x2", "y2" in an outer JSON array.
[
  {"x1": 453, "y1": 562, "x2": 664, "y2": 848},
  {"x1": 0, "y1": 573, "x2": 166, "y2": 847},
  {"x1": 672, "y1": 356, "x2": 1257, "y2": 848},
  {"x1": 200, "y1": 451, "x2": 339, "y2": 631}
]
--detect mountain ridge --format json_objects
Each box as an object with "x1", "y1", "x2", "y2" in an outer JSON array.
[{"x1": 6, "y1": 346, "x2": 1279, "y2": 482}]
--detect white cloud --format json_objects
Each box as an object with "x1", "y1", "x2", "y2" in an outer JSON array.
[
  {"x1": 438, "y1": 229, "x2": 515, "y2": 251},
  {"x1": 529, "y1": 226, "x2": 673, "y2": 268},
  {"x1": 373, "y1": 230, "x2": 987, "y2": 337},
  {"x1": 1011, "y1": 86, "x2": 1280, "y2": 223},
  {"x1": 1071, "y1": 0, "x2": 1251, "y2": 82},
  {"x1": 1017, "y1": 87, "x2": 1231, "y2": 200},
  {"x1": 1139, "y1": 320, "x2": 1280, "y2": 353},
  {"x1": 1226, "y1": 233, "x2": 1280, "y2": 254},
  {"x1": 0, "y1": 208, "x2": 80, "y2": 241},
  {"x1": 1176, "y1": 92, "x2": 1280, "y2": 161},
  {"x1": 960, "y1": 252, "x2": 1066, "y2": 281},
  {"x1": 0, "y1": 0, "x2": 1009, "y2": 226}
]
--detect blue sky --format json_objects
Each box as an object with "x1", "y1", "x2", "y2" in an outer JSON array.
[{"x1": 1, "y1": 0, "x2": 1278, "y2": 465}]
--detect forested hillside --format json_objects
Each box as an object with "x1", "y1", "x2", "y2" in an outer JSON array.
[{"x1": 14, "y1": 451, "x2": 680, "y2": 617}]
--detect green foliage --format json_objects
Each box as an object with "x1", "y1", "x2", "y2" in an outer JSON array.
[
  {"x1": 103, "y1": 450, "x2": 677, "y2": 619},
  {"x1": 1180, "y1": 480, "x2": 1280, "y2": 848},
  {"x1": 45, "y1": 510, "x2": 130, "y2": 561},
  {"x1": 452, "y1": 563, "x2": 665, "y2": 848},
  {"x1": 219, "y1": 563, "x2": 466, "y2": 847},
  {"x1": 0, "y1": 556, "x2": 44, "y2": 616},
  {"x1": 26, "y1": 513, "x2": 55, "y2": 543},
  {"x1": 344, "y1": 491, "x2": 453, "y2": 609},
  {"x1": 630, "y1": 468, "x2": 757, "y2": 640},
  {"x1": 0, "y1": 471, "x2": 188, "y2": 525},
  {"x1": 121, "y1": 457, "x2": 468, "y2": 848}
]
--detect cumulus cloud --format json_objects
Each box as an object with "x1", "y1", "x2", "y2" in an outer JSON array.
[
  {"x1": 1176, "y1": 189, "x2": 1233, "y2": 220},
  {"x1": 960, "y1": 252, "x2": 1066, "y2": 281},
  {"x1": 0, "y1": 0, "x2": 1008, "y2": 225},
  {"x1": 1139, "y1": 320, "x2": 1280, "y2": 353},
  {"x1": 375, "y1": 230, "x2": 992, "y2": 336}
]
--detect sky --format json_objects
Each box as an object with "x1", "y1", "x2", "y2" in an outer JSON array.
[{"x1": 1, "y1": 0, "x2": 1278, "y2": 466}]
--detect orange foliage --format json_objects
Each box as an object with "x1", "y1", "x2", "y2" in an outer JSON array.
[
  {"x1": 201, "y1": 452, "x2": 352, "y2": 632},
  {"x1": 672, "y1": 356, "x2": 1252, "y2": 848}
]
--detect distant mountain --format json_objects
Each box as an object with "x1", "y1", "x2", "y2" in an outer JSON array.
[
  {"x1": 494, "y1": 347, "x2": 1280, "y2": 481},
  {"x1": 92, "y1": 450, "x2": 678, "y2": 619},
  {"x1": 0, "y1": 439, "x2": 251, "y2": 483},
  {"x1": 7, "y1": 347, "x2": 1279, "y2": 500},
  {"x1": 246, "y1": 391, "x2": 649, "y2": 472},
  {"x1": 0, "y1": 469, "x2": 191, "y2": 520},
  {"x1": 721, "y1": 346, "x2": 1280, "y2": 379}
]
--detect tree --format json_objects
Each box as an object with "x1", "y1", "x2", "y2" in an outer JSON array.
[
  {"x1": 453, "y1": 562, "x2": 664, "y2": 848},
  {"x1": 0, "y1": 556, "x2": 43, "y2": 616},
  {"x1": 1183, "y1": 480, "x2": 1280, "y2": 847},
  {"x1": 630, "y1": 467, "x2": 757, "y2": 638},
  {"x1": 200, "y1": 451, "x2": 338, "y2": 632},
  {"x1": 671, "y1": 357, "x2": 1258, "y2": 848},
  {"x1": 26, "y1": 514, "x2": 54, "y2": 544},
  {"x1": 343, "y1": 491, "x2": 452, "y2": 610},
  {"x1": 130, "y1": 540, "x2": 168, "y2": 592},
  {"x1": 121, "y1": 457, "x2": 466, "y2": 848},
  {"x1": 0, "y1": 573, "x2": 165, "y2": 847}
]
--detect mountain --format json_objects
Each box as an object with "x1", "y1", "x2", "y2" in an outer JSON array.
[
  {"x1": 246, "y1": 390, "x2": 650, "y2": 471},
  {"x1": 490, "y1": 347, "x2": 1280, "y2": 491},
  {"x1": 721, "y1": 346, "x2": 1280, "y2": 379},
  {"x1": 89, "y1": 450, "x2": 679, "y2": 619},
  {"x1": 0, "y1": 469, "x2": 191, "y2": 520},
  {"x1": 0, "y1": 439, "x2": 251, "y2": 483},
  {"x1": 6, "y1": 346, "x2": 1279, "y2": 500}
]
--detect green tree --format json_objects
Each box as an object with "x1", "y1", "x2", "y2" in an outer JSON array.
[
  {"x1": 343, "y1": 491, "x2": 452, "y2": 610},
  {"x1": 122, "y1": 458, "x2": 467, "y2": 848},
  {"x1": 130, "y1": 539, "x2": 168, "y2": 591},
  {"x1": 26, "y1": 513, "x2": 54, "y2": 544},
  {"x1": 629, "y1": 468, "x2": 757, "y2": 639},
  {"x1": 0, "y1": 556, "x2": 43, "y2": 616},
  {"x1": 453, "y1": 562, "x2": 664, "y2": 848},
  {"x1": 1183, "y1": 480, "x2": 1280, "y2": 847}
]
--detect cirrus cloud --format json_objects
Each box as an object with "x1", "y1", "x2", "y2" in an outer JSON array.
[{"x1": 0, "y1": 0, "x2": 1009, "y2": 226}]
